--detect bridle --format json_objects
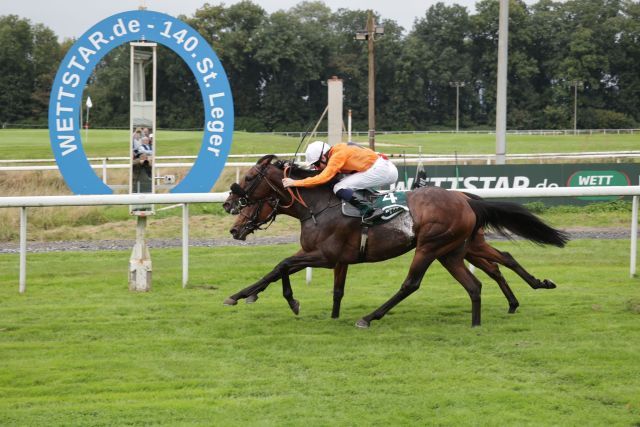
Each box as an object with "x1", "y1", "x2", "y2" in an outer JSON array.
[{"x1": 228, "y1": 162, "x2": 295, "y2": 230}]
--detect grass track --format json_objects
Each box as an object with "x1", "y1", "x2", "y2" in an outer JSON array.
[
  {"x1": 1, "y1": 129, "x2": 638, "y2": 160},
  {"x1": 1, "y1": 239, "x2": 639, "y2": 425}
]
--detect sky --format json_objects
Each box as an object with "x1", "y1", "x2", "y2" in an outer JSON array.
[{"x1": 2, "y1": 0, "x2": 486, "y2": 41}]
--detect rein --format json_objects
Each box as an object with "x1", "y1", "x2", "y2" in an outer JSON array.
[
  {"x1": 232, "y1": 160, "x2": 337, "y2": 230},
  {"x1": 282, "y1": 164, "x2": 308, "y2": 209},
  {"x1": 238, "y1": 195, "x2": 280, "y2": 232}
]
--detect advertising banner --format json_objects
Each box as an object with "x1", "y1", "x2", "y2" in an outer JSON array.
[{"x1": 394, "y1": 163, "x2": 640, "y2": 205}]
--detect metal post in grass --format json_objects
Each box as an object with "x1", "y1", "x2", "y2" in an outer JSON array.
[
  {"x1": 182, "y1": 203, "x2": 189, "y2": 287},
  {"x1": 631, "y1": 196, "x2": 638, "y2": 277},
  {"x1": 495, "y1": 0, "x2": 509, "y2": 165},
  {"x1": 19, "y1": 207, "x2": 27, "y2": 294}
]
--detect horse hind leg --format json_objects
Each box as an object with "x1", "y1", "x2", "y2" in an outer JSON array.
[
  {"x1": 356, "y1": 251, "x2": 435, "y2": 328},
  {"x1": 499, "y1": 251, "x2": 557, "y2": 289},
  {"x1": 440, "y1": 254, "x2": 483, "y2": 327},
  {"x1": 467, "y1": 254, "x2": 519, "y2": 314},
  {"x1": 467, "y1": 234, "x2": 556, "y2": 290}
]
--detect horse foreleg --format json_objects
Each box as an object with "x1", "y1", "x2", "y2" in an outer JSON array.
[
  {"x1": 223, "y1": 261, "x2": 306, "y2": 306},
  {"x1": 224, "y1": 250, "x2": 331, "y2": 311},
  {"x1": 332, "y1": 263, "x2": 349, "y2": 319},
  {"x1": 466, "y1": 254, "x2": 520, "y2": 314},
  {"x1": 356, "y1": 250, "x2": 434, "y2": 328},
  {"x1": 281, "y1": 270, "x2": 300, "y2": 315}
]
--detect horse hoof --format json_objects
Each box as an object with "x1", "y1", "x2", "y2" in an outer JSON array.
[
  {"x1": 355, "y1": 319, "x2": 370, "y2": 329},
  {"x1": 223, "y1": 297, "x2": 237, "y2": 306},
  {"x1": 290, "y1": 300, "x2": 300, "y2": 315},
  {"x1": 246, "y1": 294, "x2": 259, "y2": 304},
  {"x1": 508, "y1": 306, "x2": 518, "y2": 314},
  {"x1": 543, "y1": 279, "x2": 557, "y2": 289}
]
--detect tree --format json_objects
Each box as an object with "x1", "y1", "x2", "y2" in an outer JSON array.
[
  {"x1": 399, "y1": 3, "x2": 473, "y2": 128},
  {"x1": 188, "y1": 1, "x2": 267, "y2": 130}
]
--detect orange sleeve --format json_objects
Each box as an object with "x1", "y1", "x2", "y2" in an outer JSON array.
[{"x1": 293, "y1": 148, "x2": 348, "y2": 187}]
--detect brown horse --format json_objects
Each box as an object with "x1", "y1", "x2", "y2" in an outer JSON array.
[{"x1": 223, "y1": 155, "x2": 568, "y2": 328}]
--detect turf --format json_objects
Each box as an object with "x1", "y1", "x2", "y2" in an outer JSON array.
[
  {"x1": 1, "y1": 239, "x2": 639, "y2": 425},
  {"x1": 1, "y1": 129, "x2": 638, "y2": 160}
]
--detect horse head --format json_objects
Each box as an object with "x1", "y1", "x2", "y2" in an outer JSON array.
[{"x1": 225, "y1": 155, "x2": 289, "y2": 240}]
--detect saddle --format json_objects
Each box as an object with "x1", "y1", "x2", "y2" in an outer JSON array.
[
  {"x1": 341, "y1": 189, "x2": 409, "y2": 225},
  {"x1": 341, "y1": 189, "x2": 410, "y2": 262}
]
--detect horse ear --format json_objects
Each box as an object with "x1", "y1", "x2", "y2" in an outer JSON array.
[
  {"x1": 256, "y1": 154, "x2": 277, "y2": 166},
  {"x1": 230, "y1": 183, "x2": 246, "y2": 196}
]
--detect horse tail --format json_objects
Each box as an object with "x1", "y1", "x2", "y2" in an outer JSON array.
[{"x1": 466, "y1": 198, "x2": 569, "y2": 247}]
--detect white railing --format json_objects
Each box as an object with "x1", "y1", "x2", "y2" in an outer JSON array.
[
  {"x1": 1, "y1": 186, "x2": 639, "y2": 294},
  {"x1": 255, "y1": 128, "x2": 640, "y2": 137},
  {"x1": 2, "y1": 151, "x2": 640, "y2": 187},
  {"x1": 2, "y1": 192, "x2": 228, "y2": 294}
]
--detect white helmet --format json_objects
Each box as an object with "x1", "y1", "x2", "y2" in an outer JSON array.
[{"x1": 305, "y1": 141, "x2": 330, "y2": 164}]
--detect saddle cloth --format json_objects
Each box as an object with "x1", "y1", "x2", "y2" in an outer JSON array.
[{"x1": 341, "y1": 189, "x2": 409, "y2": 225}]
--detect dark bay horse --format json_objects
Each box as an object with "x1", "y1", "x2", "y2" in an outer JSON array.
[{"x1": 223, "y1": 155, "x2": 568, "y2": 328}]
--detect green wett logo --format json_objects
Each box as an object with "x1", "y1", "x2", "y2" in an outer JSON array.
[{"x1": 567, "y1": 170, "x2": 630, "y2": 201}]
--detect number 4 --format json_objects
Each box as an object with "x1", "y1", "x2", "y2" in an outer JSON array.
[
  {"x1": 383, "y1": 193, "x2": 397, "y2": 204},
  {"x1": 173, "y1": 29, "x2": 187, "y2": 44}
]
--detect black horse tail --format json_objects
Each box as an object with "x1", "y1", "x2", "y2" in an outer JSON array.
[{"x1": 466, "y1": 198, "x2": 569, "y2": 247}]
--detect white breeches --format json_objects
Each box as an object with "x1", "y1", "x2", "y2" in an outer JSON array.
[{"x1": 333, "y1": 157, "x2": 398, "y2": 193}]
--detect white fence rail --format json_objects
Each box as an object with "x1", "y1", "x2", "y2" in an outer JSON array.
[
  {"x1": 2, "y1": 151, "x2": 640, "y2": 189},
  {"x1": 257, "y1": 128, "x2": 640, "y2": 137},
  {"x1": 1, "y1": 186, "x2": 639, "y2": 294}
]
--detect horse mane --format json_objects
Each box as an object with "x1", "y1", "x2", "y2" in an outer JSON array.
[
  {"x1": 255, "y1": 155, "x2": 321, "y2": 179},
  {"x1": 256, "y1": 154, "x2": 338, "y2": 189}
]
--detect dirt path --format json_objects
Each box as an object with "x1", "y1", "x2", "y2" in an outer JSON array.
[{"x1": 0, "y1": 227, "x2": 631, "y2": 254}]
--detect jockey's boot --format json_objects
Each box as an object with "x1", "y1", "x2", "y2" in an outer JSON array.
[{"x1": 349, "y1": 193, "x2": 383, "y2": 224}]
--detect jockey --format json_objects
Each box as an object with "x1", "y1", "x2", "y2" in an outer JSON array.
[{"x1": 282, "y1": 140, "x2": 398, "y2": 222}]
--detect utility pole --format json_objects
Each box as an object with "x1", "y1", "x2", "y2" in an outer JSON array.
[
  {"x1": 569, "y1": 80, "x2": 583, "y2": 134},
  {"x1": 356, "y1": 11, "x2": 384, "y2": 151},
  {"x1": 495, "y1": 0, "x2": 509, "y2": 165},
  {"x1": 449, "y1": 81, "x2": 465, "y2": 132}
]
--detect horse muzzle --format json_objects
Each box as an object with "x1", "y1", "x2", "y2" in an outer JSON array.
[
  {"x1": 230, "y1": 224, "x2": 251, "y2": 241},
  {"x1": 223, "y1": 201, "x2": 239, "y2": 215}
]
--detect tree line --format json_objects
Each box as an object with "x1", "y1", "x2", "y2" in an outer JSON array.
[{"x1": 1, "y1": 0, "x2": 639, "y2": 131}]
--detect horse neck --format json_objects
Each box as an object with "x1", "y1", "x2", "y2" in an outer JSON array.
[
  {"x1": 268, "y1": 165, "x2": 336, "y2": 220},
  {"x1": 281, "y1": 185, "x2": 336, "y2": 220}
]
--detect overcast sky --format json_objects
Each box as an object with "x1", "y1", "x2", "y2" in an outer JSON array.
[{"x1": 2, "y1": 0, "x2": 489, "y2": 41}]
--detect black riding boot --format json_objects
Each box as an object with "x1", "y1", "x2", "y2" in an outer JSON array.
[
  {"x1": 336, "y1": 188, "x2": 383, "y2": 223},
  {"x1": 349, "y1": 194, "x2": 383, "y2": 223}
]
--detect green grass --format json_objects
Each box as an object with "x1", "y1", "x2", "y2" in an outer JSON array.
[
  {"x1": 1, "y1": 129, "x2": 638, "y2": 160},
  {"x1": 1, "y1": 240, "x2": 639, "y2": 425}
]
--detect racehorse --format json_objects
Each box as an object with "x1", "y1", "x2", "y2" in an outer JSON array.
[{"x1": 222, "y1": 155, "x2": 568, "y2": 328}]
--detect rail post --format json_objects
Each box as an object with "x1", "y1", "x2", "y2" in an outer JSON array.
[
  {"x1": 102, "y1": 158, "x2": 108, "y2": 184},
  {"x1": 182, "y1": 203, "x2": 189, "y2": 287},
  {"x1": 306, "y1": 267, "x2": 312, "y2": 285},
  {"x1": 19, "y1": 207, "x2": 27, "y2": 294},
  {"x1": 129, "y1": 215, "x2": 152, "y2": 291},
  {"x1": 631, "y1": 196, "x2": 638, "y2": 277}
]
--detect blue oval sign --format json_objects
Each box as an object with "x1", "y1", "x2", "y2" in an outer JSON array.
[{"x1": 48, "y1": 10, "x2": 234, "y2": 194}]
